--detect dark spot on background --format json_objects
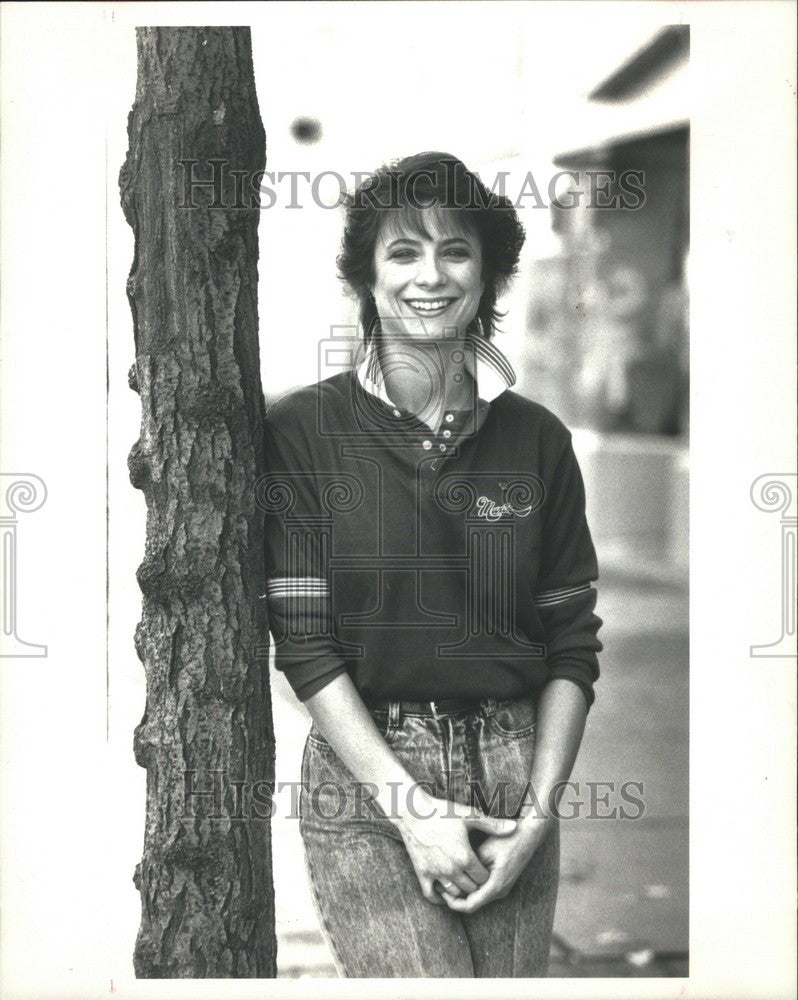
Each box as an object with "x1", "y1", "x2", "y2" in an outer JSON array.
[{"x1": 290, "y1": 116, "x2": 323, "y2": 144}]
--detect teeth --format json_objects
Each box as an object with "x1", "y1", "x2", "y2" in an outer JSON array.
[{"x1": 407, "y1": 299, "x2": 452, "y2": 311}]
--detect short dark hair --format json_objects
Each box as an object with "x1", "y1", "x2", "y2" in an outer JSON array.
[{"x1": 337, "y1": 151, "x2": 526, "y2": 344}]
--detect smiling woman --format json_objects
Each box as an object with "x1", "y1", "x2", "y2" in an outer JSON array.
[{"x1": 261, "y1": 152, "x2": 603, "y2": 978}]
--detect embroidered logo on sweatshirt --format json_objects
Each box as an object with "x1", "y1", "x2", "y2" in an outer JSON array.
[{"x1": 475, "y1": 496, "x2": 532, "y2": 520}]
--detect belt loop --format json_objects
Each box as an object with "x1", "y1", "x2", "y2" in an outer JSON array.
[
  {"x1": 388, "y1": 700, "x2": 401, "y2": 727},
  {"x1": 430, "y1": 700, "x2": 440, "y2": 722},
  {"x1": 482, "y1": 697, "x2": 496, "y2": 718}
]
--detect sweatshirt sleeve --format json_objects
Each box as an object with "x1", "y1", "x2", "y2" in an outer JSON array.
[
  {"x1": 535, "y1": 430, "x2": 603, "y2": 709},
  {"x1": 261, "y1": 417, "x2": 349, "y2": 701}
]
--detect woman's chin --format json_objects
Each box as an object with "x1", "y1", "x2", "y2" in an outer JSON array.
[{"x1": 383, "y1": 321, "x2": 469, "y2": 343}]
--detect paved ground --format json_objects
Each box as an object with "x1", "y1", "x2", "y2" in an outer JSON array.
[{"x1": 270, "y1": 565, "x2": 689, "y2": 979}]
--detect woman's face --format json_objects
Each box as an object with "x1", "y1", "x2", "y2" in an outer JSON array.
[{"x1": 371, "y1": 208, "x2": 484, "y2": 341}]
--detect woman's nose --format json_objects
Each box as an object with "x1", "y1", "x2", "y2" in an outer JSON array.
[{"x1": 415, "y1": 252, "x2": 444, "y2": 287}]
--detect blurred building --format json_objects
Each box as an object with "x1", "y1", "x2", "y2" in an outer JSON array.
[{"x1": 520, "y1": 26, "x2": 690, "y2": 573}]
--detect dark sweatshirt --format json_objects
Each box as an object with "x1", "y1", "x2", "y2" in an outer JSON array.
[{"x1": 261, "y1": 335, "x2": 603, "y2": 708}]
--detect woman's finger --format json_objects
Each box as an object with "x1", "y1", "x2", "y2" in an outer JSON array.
[
  {"x1": 464, "y1": 858, "x2": 490, "y2": 886},
  {"x1": 434, "y1": 878, "x2": 462, "y2": 898},
  {"x1": 438, "y1": 888, "x2": 461, "y2": 908},
  {"x1": 449, "y1": 871, "x2": 480, "y2": 896},
  {"x1": 462, "y1": 814, "x2": 516, "y2": 837},
  {"x1": 419, "y1": 875, "x2": 445, "y2": 906},
  {"x1": 443, "y1": 879, "x2": 500, "y2": 914}
]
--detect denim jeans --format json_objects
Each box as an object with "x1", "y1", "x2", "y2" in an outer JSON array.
[{"x1": 298, "y1": 695, "x2": 560, "y2": 978}]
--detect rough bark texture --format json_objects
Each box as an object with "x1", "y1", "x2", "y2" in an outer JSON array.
[{"x1": 119, "y1": 27, "x2": 276, "y2": 977}]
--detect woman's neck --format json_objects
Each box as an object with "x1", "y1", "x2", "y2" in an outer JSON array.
[{"x1": 378, "y1": 338, "x2": 475, "y2": 432}]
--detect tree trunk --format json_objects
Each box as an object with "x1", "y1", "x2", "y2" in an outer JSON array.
[{"x1": 119, "y1": 27, "x2": 276, "y2": 977}]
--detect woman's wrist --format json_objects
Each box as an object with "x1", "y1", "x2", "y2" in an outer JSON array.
[
  {"x1": 374, "y1": 773, "x2": 435, "y2": 826},
  {"x1": 518, "y1": 804, "x2": 556, "y2": 828},
  {"x1": 517, "y1": 779, "x2": 561, "y2": 825}
]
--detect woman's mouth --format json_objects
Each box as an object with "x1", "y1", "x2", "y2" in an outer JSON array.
[{"x1": 404, "y1": 297, "x2": 458, "y2": 316}]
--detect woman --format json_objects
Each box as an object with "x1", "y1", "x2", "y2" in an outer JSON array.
[{"x1": 261, "y1": 152, "x2": 602, "y2": 977}]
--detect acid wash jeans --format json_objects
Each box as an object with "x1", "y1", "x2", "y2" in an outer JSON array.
[{"x1": 298, "y1": 695, "x2": 560, "y2": 978}]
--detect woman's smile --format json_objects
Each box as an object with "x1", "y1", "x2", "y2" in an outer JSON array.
[{"x1": 404, "y1": 296, "x2": 460, "y2": 315}]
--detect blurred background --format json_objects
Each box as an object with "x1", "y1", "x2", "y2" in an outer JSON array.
[{"x1": 252, "y1": 8, "x2": 690, "y2": 978}]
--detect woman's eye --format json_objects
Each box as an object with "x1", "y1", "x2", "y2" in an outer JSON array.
[{"x1": 387, "y1": 246, "x2": 471, "y2": 263}]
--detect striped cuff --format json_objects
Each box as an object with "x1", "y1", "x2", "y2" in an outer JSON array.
[
  {"x1": 261, "y1": 576, "x2": 330, "y2": 599},
  {"x1": 534, "y1": 582, "x2": 593, "y2": 608}
]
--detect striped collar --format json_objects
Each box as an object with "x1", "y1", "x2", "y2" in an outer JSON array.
[{"x1": 356, "y1": 331, "x2": 516, "y2": 409}]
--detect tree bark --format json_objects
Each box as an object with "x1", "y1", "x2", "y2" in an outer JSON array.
[{"x1": 119, "y1": 27, "x2": 275, "y2": 977}]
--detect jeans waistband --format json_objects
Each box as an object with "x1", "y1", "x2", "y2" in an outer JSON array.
[{"x1": 365, "y1": 697, "x2": 494, "y2": 720}]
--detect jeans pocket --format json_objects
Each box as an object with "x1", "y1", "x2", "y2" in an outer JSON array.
[
  {"x1": 485, "y1": 694, "x2": 537, "y2": 739},
  {"x1": 306, "y1": 723, "x2": 331, "y2": 750}
]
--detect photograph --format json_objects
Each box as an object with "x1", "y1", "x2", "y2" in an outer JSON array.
[{"x1": 0, "y1": 2, "x2": 794, "y2": 998}]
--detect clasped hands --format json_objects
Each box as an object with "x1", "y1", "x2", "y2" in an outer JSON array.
[{"x1": 396, "y1": 793, "x2": 553, "y2": 914}]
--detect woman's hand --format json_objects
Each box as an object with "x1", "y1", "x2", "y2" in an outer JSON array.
[
  {"x1": 438, "y1": 815, "x2": 555, "y2": 913},
  {"x1": 302, "y1": 676, "x2": 517, "y2": 906},
  {"x1": 397, "y1": 796, "x2": 517, "y2": 906},
  {"x1": 439, "y1": 680, "x2": 588, "y2": 913}
]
